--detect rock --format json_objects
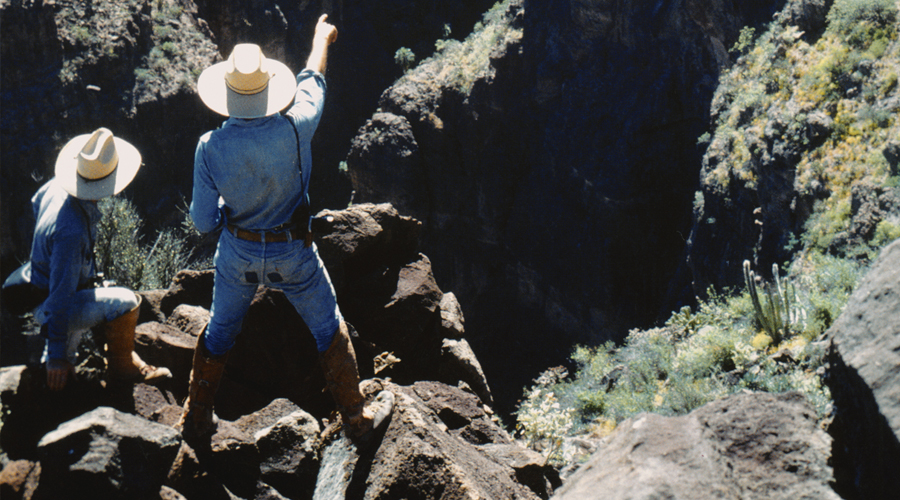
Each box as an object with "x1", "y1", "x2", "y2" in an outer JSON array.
[
  {"x1": 479, "y1": 443, "x2": 562, "y2": 500},
  {"x1": 255, "y1": 410, "x2": 321, "y2": 499},
  {"x1": 165, "y1": 304, "x2": 211, "y2": 338},
  {"x1": 135, "y1": 321, "x2": 197, "y2": 396},
  {"x1": 160, "y1": 270, "x2": 215, "y2": 317},
  {"x1": 341, "y1": 253, "x2": 446, "y2": 384},
  {"x1": 356, "y1": 381, "x2": 551, "y2": 499},
  {"x1": 137, "y1": 289, "x2": 168, "y2": 324},
  {"x1": 0, "y1": 459, "x2": 40, "y2": 500},
  {"x1": 167, "y1": 398, "x2": 313, "y2": 498},
  {"x1": 824, "y1": 238, "x2": 900, "y2": 499},
  {"x1": 166, "y1": 441, "x2": 232, "y2": 500},
  {"x1": 441, "y1": 338, "x2": 493, "y2": 406},
  {"x1": 438, "y1": 291, "x2": 466, "y2": 339},
  {"x1": 552, "y1": 391, "x2": 839, "y2": 500},
  {"x1": 36, "y1": 407, "x2": 182, "y2": 499},
  {"x1": 0, "y1": 365, "x2": 105, "y2": 460},
  {"x1": 313, "y1": 202, "x2": 423, "y2": 291},
  {"x1": 131, "y1": 383, "x2": 180, "y2": 421}
]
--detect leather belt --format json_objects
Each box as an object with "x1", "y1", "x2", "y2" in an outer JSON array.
[{"x1": 227, "y1": 224, "x2": 307, "y2": 244}]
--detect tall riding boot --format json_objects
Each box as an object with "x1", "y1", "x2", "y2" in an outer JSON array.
[
  {"x1": 320, "y1": 322, "x2": 394, "y2": 439},
  {"x1": 179, "y1": 326, "x2": 228, "y2": 436},
  {"x1": 104, "y1": 295, "x2": 172, "y2": 383}
]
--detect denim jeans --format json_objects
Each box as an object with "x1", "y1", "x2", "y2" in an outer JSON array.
[
  {"x1": 35, "y1": 286, "x2": 138, "y2": 362},
  {"x1": 204, "y1": 229, "x2": 342, "y2": 356}
]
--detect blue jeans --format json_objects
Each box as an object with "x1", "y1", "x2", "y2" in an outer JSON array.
[
  {"x1": 204, "y1": 229, "x2": 342, "y2": 356},
  {"x1": 35, "y1": 286, "x2": 138, "y2": 362}
]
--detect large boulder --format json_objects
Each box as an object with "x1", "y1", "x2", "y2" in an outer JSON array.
[
  {"x1": 824, "y1": 238, "x2": 900, "y2": 499},
  {"x1": 322, "y1": 380, "x2": 557, "y2": 499},
  {"x1": 552, "y1": 391, "x2": 839, "y2": 500},
  {"x1": 35, "y1": 407, "x2": 182, "y2": 499}
]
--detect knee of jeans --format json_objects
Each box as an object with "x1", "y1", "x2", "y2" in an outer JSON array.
[
  {"x1": 122, "y1": 290, "x2": 139, "y2": 311},
  {"x1": 106, "y1": 288, "x2": 139, "y2": 320}
]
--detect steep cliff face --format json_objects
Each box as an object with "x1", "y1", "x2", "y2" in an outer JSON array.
[
  {"x1": 685, "y1": 0, "x2": 900, "y2": 294},
  {"x1": 346, "y1": 0, "x2": 784, "y2": 414}
]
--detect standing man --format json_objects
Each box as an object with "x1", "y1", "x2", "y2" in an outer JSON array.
[
  {"x1": 182, "y1": 15, "x2": 393, "y2": 440},
  {"x1": 30, "y1": 127, "x2": 172, "y2": 390}
]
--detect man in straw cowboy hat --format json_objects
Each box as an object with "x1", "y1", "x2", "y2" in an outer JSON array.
[
  {"x1": 182, "y1": 14, "x2": 393, "y2": 441},
  {"x1": 29, "y1": 127, "x2": 172, "y2": 391}
]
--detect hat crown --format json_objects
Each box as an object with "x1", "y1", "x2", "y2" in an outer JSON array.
[
  {"x1": 77, "y1": 128, "x2": 119, "y2": 180},
  {"x1": 225, "y1": 44, "x2": 271, "y2": 95}
]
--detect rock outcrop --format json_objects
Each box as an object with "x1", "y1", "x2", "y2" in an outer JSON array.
[
  {"x1": 824, "y1": 238, "x2": 900, "y2": 499},
  {"x1": 0, "y1": 203, "x2": 546, "y2": 499},
  {"x1": 551, "y1": 391, "x2": 839, "y2": 500}
]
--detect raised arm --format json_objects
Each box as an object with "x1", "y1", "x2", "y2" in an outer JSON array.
[{"x1": 305, "y1": 14, "x2": 338, "y2": 75}]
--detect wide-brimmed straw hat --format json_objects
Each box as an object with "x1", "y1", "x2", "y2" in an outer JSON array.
[
  {"x1": 55, "y1": 128, "x2": 142, "y2": 201},
  {"x1": 197, "y1": 44, "x2": 296, "y2": 118}
]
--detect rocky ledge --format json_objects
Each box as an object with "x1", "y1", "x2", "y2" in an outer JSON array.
[{"x1": 2, "y1": 205, "x2": 899, "y2": 499}]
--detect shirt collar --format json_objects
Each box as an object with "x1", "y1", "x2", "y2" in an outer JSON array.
[{"x1": 224, "y1": 115, "x2": 278, "y2": 128}]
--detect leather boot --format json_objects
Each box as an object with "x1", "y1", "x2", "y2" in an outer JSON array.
[
  {"x1": 104, "y1": 295, "x2": 172, "y2": 383},
  {"x1": 179, "y1": 326, "x2": 228, "y2": 436},
  {"x1": 320, "y1": 322, "x2": 394, "y2": 439}
]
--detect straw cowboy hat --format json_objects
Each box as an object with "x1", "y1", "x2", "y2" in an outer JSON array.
[
  {"x1": 197, "y1": 44, "x2": 296, "y2": 118},
  {"x1": 55, "y1": 127, "x2": 142, "y2": 201}
]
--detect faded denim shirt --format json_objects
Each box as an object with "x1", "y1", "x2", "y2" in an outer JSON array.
[
  {"x1": 30, "y1": 179, "x2": 99, "y2": 359},
  {"x1": 190, "y1": 69, "x2": 326, "y2": 233}
]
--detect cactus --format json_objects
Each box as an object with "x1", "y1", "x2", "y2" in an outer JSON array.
[{"x1": 743, "y1": 260, "x2": 802, "y2": 345}]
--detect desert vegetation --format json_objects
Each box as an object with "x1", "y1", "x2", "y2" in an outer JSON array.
[
  {"x1": 94, "y1": 196, "x2": 210, "y2": 291},
  {"x1": 515, "y1": 0, "x2": 900, "y2": 468}
]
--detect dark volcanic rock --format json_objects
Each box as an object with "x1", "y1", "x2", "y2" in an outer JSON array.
[
  {"x1": 551, "y1": 391, "x2": 840, "y2": 500},
  {"x1": 35, "y1": 406, "x2": 182, "y2": 499},
  {"x1": 824, "y1": 238, "x2": 900, "y2": 499},
  {"x1": 349, "y1": 381, "x2": 555, "y2": 499}
]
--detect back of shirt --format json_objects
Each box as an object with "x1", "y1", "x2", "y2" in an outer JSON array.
[{"x1": 191, "y1": 69, "x2": 325, "y2": 234}]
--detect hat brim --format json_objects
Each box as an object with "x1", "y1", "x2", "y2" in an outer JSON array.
[
  {"x1": 55, "y1": 134, "x2": 142, "y2": 201},
  {"x1": 197, "y1": 59, "x2": 297, "y2": 118}
]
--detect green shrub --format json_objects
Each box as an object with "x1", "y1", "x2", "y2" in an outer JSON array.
[
  {"x1": 827, "y1": 0, "x2": 897, "y2": 37},
  {"x1": 730, "y1": 26, "x2": 756, "y2": 56},
  {"x1": 515, "y1": 367, "x2": 575, "y2": 465},
  {"x1": 394, "y1": 47, "x2": 416, "y2": 72},
  {"x1": 94, "y1": 196, "x2": 203, "y2": 290},
  {"x1": 95, "y1": 197, "x2": 146, "y2": 289}
]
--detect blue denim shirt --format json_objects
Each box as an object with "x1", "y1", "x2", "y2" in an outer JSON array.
[
  {"x1": 30, "y1": 179, "x2": 99, "y2": 359},
  {"x1": 190, "y1": 69, "x2": 326, "y2": 233}
]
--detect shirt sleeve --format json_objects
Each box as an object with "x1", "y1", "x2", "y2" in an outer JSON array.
[
  {"x1": 285, "y1": 69, "x2": 327, "y2": 145},
  {"x1": 190, "y1": 135, "x2": 225, "y2": 234},
  {"x1": 43, "y1": 212, "x2": 88, "y2": 360}
]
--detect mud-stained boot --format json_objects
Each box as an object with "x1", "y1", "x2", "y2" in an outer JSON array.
[
  {"x1": 104, "y1": 295, "x2": 172, "y2": 383},
  {"x1": 320, "y1": 322, "x2": 394, "y2": 440},
  {"x1": 178, "y1": 326, "x2": 228, "y2": 437}
]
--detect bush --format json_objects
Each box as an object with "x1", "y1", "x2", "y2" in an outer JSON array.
[
  {"x1": 94, "y1": 196, "x2": 204, "y2": 290},
  {"x1": 515, "y1": 367, "x2": 575, "y2": 465},
  {"x1": 827, "y1": 0, "x2": 897, "y2": 37},
  {"x1": 394, "y1": 47, "x2": 416, "y2": 72},
  {"x1": 516, "y1": 252, "x2": 866, "y2": 470}
]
